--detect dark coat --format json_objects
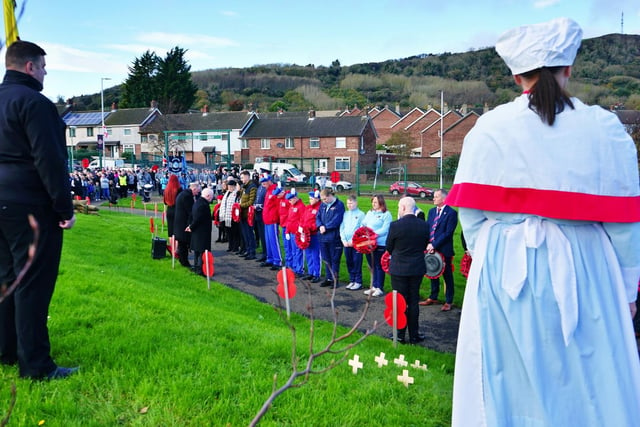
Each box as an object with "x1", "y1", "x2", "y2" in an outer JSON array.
[
  {"x1": 426, "y1": 205, "x2": 458, "y2": 257},
  {"x1": 315, "y1": 197, "x2": 345, "y2": 243},
  {"x1": 386, "y1": 214, "x2": 430, "y2": 276},
  {"x1": 189, "y1": 196, "x2": 212, "y2": 252},
  {"x1": 174, "y1": 189, "x2": 195, "y2": 242},
  {"x1": 0, "y1": 70, "x2": 73, "y2": 220}
]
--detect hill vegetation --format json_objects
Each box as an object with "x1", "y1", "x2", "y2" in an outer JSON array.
[{"x1": 63, "y1": 33, "x2": 640, "y2": 113}]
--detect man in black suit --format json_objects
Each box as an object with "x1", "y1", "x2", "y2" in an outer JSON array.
[
  {"x1": 174, "y1": 182, "x2": 200, "y2": 268},
  {"x1": 386, "y1": 197, "x2": 430, "y2": 344},
  {"x1": 186, "y1": 188, "x2": 214, "y2": 275},
  {"x1": 420, "y1": 188, "x2": 458, "y2": 311}
]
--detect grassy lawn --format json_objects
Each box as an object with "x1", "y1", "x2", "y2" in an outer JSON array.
[{"x1": 0, "y1": 209, "x2": 456, "y2": 426}]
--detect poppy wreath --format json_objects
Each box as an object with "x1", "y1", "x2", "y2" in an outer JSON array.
[
  {"x1": 295, "y1": 228, "x2": 311, "y2": 250},
  {"x1": 352, "y1": 226, "x2": 378, "y2": 254},
  {"x1": 460, "y1": 253, "x2": 472, "y2": 278},
  {"x1": 424, "y1": 251, "x2": 446, "y2": 279},
  {"x1": 212, "y1": 203, "x2": 221, "y2": 227},
  {"x1": 380, "y1": 250, "x2": 391, "y2": 273},
  {"x1": 248, "y1": 205, "x2": 256, "y2": 227},
  {"x1": 231, "y1": 202, "x2": 241, "y2": 223}
]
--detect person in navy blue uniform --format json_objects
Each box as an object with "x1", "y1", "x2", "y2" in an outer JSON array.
[
  {"x1": 316, "y1": 189, "x2": 345, "y2": 287},
  {"x1": 421, "y1": 189, "x2": 458, "y2": 311}
]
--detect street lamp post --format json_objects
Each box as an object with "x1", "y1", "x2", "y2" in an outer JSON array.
[{"x1": 100, "y1": 77, "x2": 111, "y2": 169}]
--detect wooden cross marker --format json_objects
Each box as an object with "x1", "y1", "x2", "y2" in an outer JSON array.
[
  {"x1": 397, "y1": 369, "x2": 414, "y2": 388},
  {"x1": 348, "y1": 354, "x2": 363, "y2": 374},
  {"x1": 393, "y1": 354, "x2": 408, "y2": 367},
  {"x1": 374, "y1": 352, "x2": 388, "y2": 368},
  {"x1": 411, "y1": 360, "x2": 428, "y2": 370}
]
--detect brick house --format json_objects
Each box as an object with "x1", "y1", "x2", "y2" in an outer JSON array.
[{"x1": 239, "y1": 111, "x2": 377, "y2": 182}]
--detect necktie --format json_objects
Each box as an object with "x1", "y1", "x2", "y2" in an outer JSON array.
[{"x1": 430, "y1": 208, "x2": 441, "y2": 242}]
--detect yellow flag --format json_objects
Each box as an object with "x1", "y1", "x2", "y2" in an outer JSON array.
[{"x1": 3, "y1": 0, "x2": 19, "y2": 46}]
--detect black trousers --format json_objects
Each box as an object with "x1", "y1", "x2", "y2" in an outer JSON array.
[
  {"x1": 0, "y1": 203, "x2": 62, "y2": 378},
  {"x1": 177, "y1": 238, "x2": 190, "y2": 267},
  {"x1": 390, "y1": 274, "x2": 423, "y2": 342},
  {"x1": 429, "y1": 256, "x2": 454, "y2": 304}
]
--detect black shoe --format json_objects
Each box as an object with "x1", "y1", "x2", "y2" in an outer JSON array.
[
  {"x1": 388, "y1": 333, "x2": 406, "y2": 344},
  {"x1": 226, "y1": 248, "x2": 233, "y2": 252},
  {"x1": 256, "y1": 257, "x2": 267, "y2": 262},
  {"x1": 270, "y1": 265, "x2": 281, "y2": 271},
  {"x1": 409, "y1": 334, "x2": 425, "y2": 344},
  {"x1": 245, "y1": 255, "x2": 256, "y2": 260},
  {"x1": 237, "y1": 251, "x2": 246, "y2": 256},
  {"x1": 260, "y1": 262, "x2": 273, "y2": 267},
  {"x1": 310, "y1": 276, "x2": 321, "y2": 283},
  {"x1": 47, "y1": 366, "x2": 79, "y2": 380},
  {"x1": 320, "y1": 279, "x2": 333, "y2": 287}
]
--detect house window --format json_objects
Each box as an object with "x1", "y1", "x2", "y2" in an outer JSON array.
[
  {"x1": 68, "y1": 127, "x2": 76, "y2": 138},
  {"x1": 336, "y1": 137, "x2": 346, "y2": 149},
  {"x1": 140, "y1": 135, "x2": 148, "y2": 143},
  {"x1": 106, "y1": 128, "x2": 113, "y2": 136},
  {"x1": 123, "y1": 144, "x2": 135, "y2": 153},
  {"x1": 200, "y1": 132, "x2": 208, "y2": 141},
  {"x1": 86, "y1": 127, "x2": 94, "y2": 137},
  {"x1": 335, "y1": 157, "x2": 350, "y2": 171},
  {"x1": 124, "y1": 128, "x2": 132, "y2": 136},
  {"x1": 241, "y1": 139, "x2": 249, "y2": 149},
  {"x1": 285, "y1": 137, "x2": 294, "y2": 149},
  {"x1": 309, "y1": 137, "x2": 320, "y2": 149},
  {"x1": 261, "y1": 138, "x2": 271, "y2": 149}
]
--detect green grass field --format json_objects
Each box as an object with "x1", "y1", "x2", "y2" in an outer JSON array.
[{"x1": 0, "y1": 208, "x2": 457, "y2": 426}]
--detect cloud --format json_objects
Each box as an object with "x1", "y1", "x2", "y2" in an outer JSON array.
[
  {"x1": 135, "y1": 32, "x2": 237, "y2": 48},
  {"x1": 220, "y1": 10, "x2": 238, "y2": 17},
  {"x1": 533, "y1": 0, "x2": 560, "y2": 8},
  {"x1": 40, "y1": 42, "x2": 128, "y2": 74}
]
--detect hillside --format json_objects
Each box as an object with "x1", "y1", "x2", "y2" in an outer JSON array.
[{"x1": 67, "y1": 33, "x2": 640, "y2": 113}]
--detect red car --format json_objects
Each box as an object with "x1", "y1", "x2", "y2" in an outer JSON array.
[{"x1": 389, "y1": 181, "x2": 434, "y2": 199}]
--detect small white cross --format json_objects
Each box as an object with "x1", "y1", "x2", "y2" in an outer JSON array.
[
  {"x1": 397, "y1": 369, "x2": 414, "y2": 387},
  {"x1": 410, "y1": 360, "x2": 422, "y2": 369},
  {"x1": 374, "y1": 352, "x2": 388, "y2": 368},
  {"x1": 394, "y1": 354, "x2": 408, "y2": 367},
  {"x1": 348, "y1": 354, "x2": 363, "y2": 374}
]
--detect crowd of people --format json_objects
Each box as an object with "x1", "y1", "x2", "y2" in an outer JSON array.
[{"x1": 161, "y1": 166, "x2": 460, "y2": 349}]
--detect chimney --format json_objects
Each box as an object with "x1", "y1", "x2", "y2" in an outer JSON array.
[
  {"x1": 150, "y1": 100, "x2": 158, "y2": 111},
  {"x1": 202, "y1": 104, "x2": 209, "y2": 116},
  {"x1": 444, "y1": 102, "x2": 449, "y2": 113},
  {"x1": 483, "y1": 102, "x2": 489, "y2": 114},
  {"x1": 395, "y1": 103, "x2": 400, "y2": 115},
  {"x1": 111, "y1": 102, "x2": 118, "y2": 112},
  {"x1": 65, "y1": 98, "x2": 74, "y2": 109},
  {"x1": 461, "y1": 103, "x2": 468, "y2": 115},
  {"x1": 308, "y1": 109, "x2": 316, "y2": 119}
]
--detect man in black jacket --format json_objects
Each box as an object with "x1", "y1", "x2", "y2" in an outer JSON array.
[
  {"x1": 186, "y1": 188, "x2": 214, "y2": 275},
  {"x1": 386, "y1": 197, "x2": 430, "y2": 344},
  {"x1": 174, "y1": 183, "x2": 200, "y2": 268},
  {"x1": 0, "y1": 41, "x2": 77, "y2": 379}
]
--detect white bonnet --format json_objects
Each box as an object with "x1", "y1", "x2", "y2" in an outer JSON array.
[{"x1": 495, "y1": 17, "x2": 583, "y2": 75}]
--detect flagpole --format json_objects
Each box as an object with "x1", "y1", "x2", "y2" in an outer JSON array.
[
  {"x1": 100, "y1": 77, "x2": 111, "y2": 169},
  {"x1": 439, "y1": 90, "x2": 444, "y2": 189}
]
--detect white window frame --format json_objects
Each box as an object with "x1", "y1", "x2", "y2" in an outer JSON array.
[
  {"x1": 335, "y1": 136, "x2": 346, "y2": 149},
  {"x1": 285, "y1": 137, "x2": 294, "y2": 149},
  {"x1": 123, "y1": 144, "x2": 135, "y2": 153},
  {"x1": 124, "y1": 128, "x2": 132, "y2": 136},
  {"x1": 86, "y1": 127, "x2": 94, "y2": 137},
  {"x1": 335, "y1": 157, "x2": 350, "y2": 171},
  {"x1": 200, "y1": 132, "x2": 208, "y2": 141},
  {"x1": 309, "y1": 137, "x2": 320, "y2": 149},
  {"x1": 261, "y1": 138, "x2": 271, "y2": 149},
  {"x1": 241, "y1": 139, "x2": 249, "y2": 149},
  {"x1": 69, "y1": 127, "x2": 76, "y2": 138}
]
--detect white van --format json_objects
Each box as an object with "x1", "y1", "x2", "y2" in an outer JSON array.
[{"x1": 254, "y1": 162, "x2": 307, "y2": 184}]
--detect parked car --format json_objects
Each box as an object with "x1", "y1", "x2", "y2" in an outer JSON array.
[
  {"x1": 389, "y1": 181, "x2": 434, "y2": 198},
  {"x1": 385, "y1": 167, "x2": 405, "y2": 175},
  {"x1": 314, "y1": 175, "x2": 352, "y2": 192}
]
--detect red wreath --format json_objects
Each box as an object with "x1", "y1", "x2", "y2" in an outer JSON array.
[
  {"x1": 212, "y1": 203, "x2": 221, "y2": 226},
  {"x1": 352, "y1": 226, "x2": 378, "y2": 254},
  {"x1": 231, "y1": 202, "x2": 241, "y2": 223},
  {"x1": 381, "y1": 250, "x2": 391, "y2": 273},
  {"x1": 248, "y1": 205, "x2": 256, "y2": 227},
  {"x1": 295, "y1": 228, "x2": 311, "y2": 250},
  {"x1": 460, "y1": 253, "x2": 472, "y2": 278}
]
